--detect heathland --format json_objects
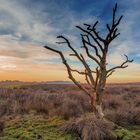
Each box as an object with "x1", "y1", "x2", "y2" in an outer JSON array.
[{"x1": 0, "y1": 82, "x2": 140, "y2": 140}]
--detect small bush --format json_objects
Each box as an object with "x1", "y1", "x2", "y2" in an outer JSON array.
[
  {"x1": 103, "y1": 95, "x2": 122, "y2": 110},
  {"x1": 60, "y1": 115, "x2": 121, "y2": 140},
  {"x1": 61, "y1": 99, "x2": 84, "y2": 120},
  {"x1": 105, "y1": 106, "x2": 140, "y2": 127}
]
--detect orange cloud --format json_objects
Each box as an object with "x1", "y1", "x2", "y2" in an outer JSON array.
[{"x1": 0, "y1": 34, "x2": 140, "y2": 83}]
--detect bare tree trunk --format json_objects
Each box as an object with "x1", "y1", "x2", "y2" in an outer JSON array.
[
  {"x1": 96, "y1": 91, "x2": 104, "y2": 118},
  {"x1": 90, "y1": 91, "x2": 104, "y2": 118},
  {"x1": 90, "y1": 91, "x2": 97, "y2": 111},
  {"x1": 94, "y1": 68, "x2": 106, "y2": 119}
]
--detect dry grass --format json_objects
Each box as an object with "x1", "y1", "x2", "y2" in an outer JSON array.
[
  {"x1": 59, "y1": 115, "x2": 121, "y2": 140},
  {"x1": 103, "y1": 84, "x2": 140, "y2": 127},
  {"x1": 0, "y1": 85, "x2": 91, "y2": 119},
  {"x1": 0, "y1": 83, "x2": 140, "y2": 139},
  {"x1": 0, "y1": 84, "x2": 140, "y2": 125}
]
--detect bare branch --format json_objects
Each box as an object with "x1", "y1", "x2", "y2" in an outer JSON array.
[
  {"x1": 107, "y1": 55, "x2": 133, "y2": 73},
  {"x1": 56, "y1": 41, "x2": 67, "y2": 44},
  {"x1": 70, "y1": 69, "x2": 86, "y2": 75},
  {"x1": 81, "y1": 34, "x2": 102, "y2": 60},
  {"x1": 106, "y1": 24, "x2": 111, "y2": 32},
  {"x1": 85, "y1": 70, "x2": 93, "y2": 89},
  {"x1": 44, "y1": 46, "x2": 92, "y2": 97},
  {"x1": 113, "y1": 3, "x2": 117, "y2": 26},
  {"x1": 69, "y1": 54, "x2": 76, "y2": 56},
  {"x1": 106, "y1": 70, "x2": 115, "y2": 78},
  {"x1": 57, "y1": 35, "x2": 83, "y2": 61},
  {"x1": 81, "y1": 36, "x2": 102, "y2": 67},
  {"x1": 105, "y1": 3, "x2": 123, "y2": 48},
  {"x1": 80, "y1": 54, "x2": 95, "y2": 85},
  {"x1": 83, "y1": 23, "x2": 91, "y2": 29},
  {"x1": 115, "y1": 16, "x2": 123, "y2": 26},
  {"x1": 94, "y1": 67, "x2": 99, "y2": 89},
  {"x1": 81, "y1": 34, "x2": 91, "y2": 44},
  {"x1": 76, "y1": 25, "x2": 104, "y2": 52},
  {"x1": 90, "y1": 28, "x2": 104, "y2": 42},
  {"x1": 93, "y1": 21, "x2": 99, "y2": 28},
  {"x1": 84, "y1": 21, "x2": 105, "y2": 42},
  {"x1": 83, "y1": 21, "x2": 99, "y2": 30},
  {"x1": 71, "y1": 69, "x2": 96, "y2": 75},
  {"x1": 57, "y1": 35, "x2": 91, "y2": 68},
  {"x1": 57, "y1": 35, "x2": 98, "y2": 87}
]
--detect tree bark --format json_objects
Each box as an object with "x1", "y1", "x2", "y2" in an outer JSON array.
[
  {"x1": 96, "y1": 92, "x2": 104, "y2": 118},
  {"x1": 90, "y1": 91, "x2": 104, "y2": 119},
  {"x1": 94, "y1": 66, "x2": 106, "y2": 118},
  {"x1": 96, "y1": 104, "x2": 104, "y2": 118}
]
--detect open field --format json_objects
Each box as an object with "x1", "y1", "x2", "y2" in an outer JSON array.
[{"x1": 0, "y1": 82, "x2": 140, "y2": 140}]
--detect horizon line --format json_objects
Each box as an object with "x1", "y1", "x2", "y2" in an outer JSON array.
[{"x1": 0, "y1": 80, "x2": 140, "y2": 84}]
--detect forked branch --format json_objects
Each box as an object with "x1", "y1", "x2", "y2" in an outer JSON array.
[
  {"x1": 56, "y1": 35, "x2": 96, "y2": 86},
  {"x1": 81, "y1": 35, "x2": 102, "y2": 67},
  {"x1": 83, "y1": 22, "x2": 105, "y2": 42},
  {"x1": 106, "y1": 70, "x2": 115, "y2": 78},
  {"x1": 81, "y1": 34, "x2": 102, "y2": 60},
  {"x1": 70, "y1": 69, "x2": 86, "y2": 75},
  {"x1": 76, "y1": 25, "x2": 104, "y2": 52},
  {"x1": 85, "y1": 70, "x2": 94, "y2": 89},
  {"x1": 105, "y1": 3, "x2": 123, "y2": 46},
  {"x1": 44, "y1": 46, "x2": 92, "y2": 97},
  {"x1": 107, "y1": 55, "x2": 133, "y2": 74}
]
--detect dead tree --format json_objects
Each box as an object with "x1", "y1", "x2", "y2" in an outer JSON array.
[{"x1": 44, "y1": 4, "x2": 133, "y2": 118}]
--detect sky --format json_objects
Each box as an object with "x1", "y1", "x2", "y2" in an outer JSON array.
[{"x1": 0, "y1": 0, "x2": 140, "y2": 83}]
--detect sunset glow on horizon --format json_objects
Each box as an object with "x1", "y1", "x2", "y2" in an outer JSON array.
[{"x1": 0, "y1": 0, "x2": 140, "y2": 83}]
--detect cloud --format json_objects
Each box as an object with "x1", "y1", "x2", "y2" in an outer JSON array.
[
  {"x1": 0, "y1": 0, "x2": 60, "y2": 45},
  {"x1": 0, "y1": 0, "x2": 139, "y2": 81}
]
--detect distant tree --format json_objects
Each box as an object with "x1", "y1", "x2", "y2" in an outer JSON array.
[{"x1": 44, "y1": 4, "x2": 133, "y2": 118}]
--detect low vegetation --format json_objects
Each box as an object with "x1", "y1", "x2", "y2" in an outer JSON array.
[
  {"x1": 0, "y1": 83, "x2": 140, "y2": 139},
  {"x1": 0, "y1": 114, "x2": 74, "y2": 140}
]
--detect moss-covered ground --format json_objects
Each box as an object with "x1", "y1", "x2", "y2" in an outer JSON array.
[
  {"x1": 0, "y1": 114, "x2": 75, "y2": 140},
  {"x1": 0, "y1": 113, "x2": 140, "y2": 140},
  {"x1": 115, "y1": 126, "x2": 140, "y2": 140}
]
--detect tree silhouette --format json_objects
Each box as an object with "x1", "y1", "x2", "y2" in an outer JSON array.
[{"x1": 44, "y1": 3, "x2": 133, "y2": 118}]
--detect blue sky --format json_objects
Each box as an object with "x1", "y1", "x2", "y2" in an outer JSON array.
[{"x1": 0, "y1": 0, "x2": 140, "y2": 82}]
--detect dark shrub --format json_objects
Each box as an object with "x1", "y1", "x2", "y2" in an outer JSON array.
[
  {"x1": 105, "y1": 106, "x2": 140, "y2": 127},
  {"x1": 61, "y1": 99, "x2": 84, "y2": 120},
  {"x1": 0, "y1": 121, "x2": 4, "y2": 135},
  {"x1": 60, "y1": 115, "x2": 120, "y2": 140}
]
